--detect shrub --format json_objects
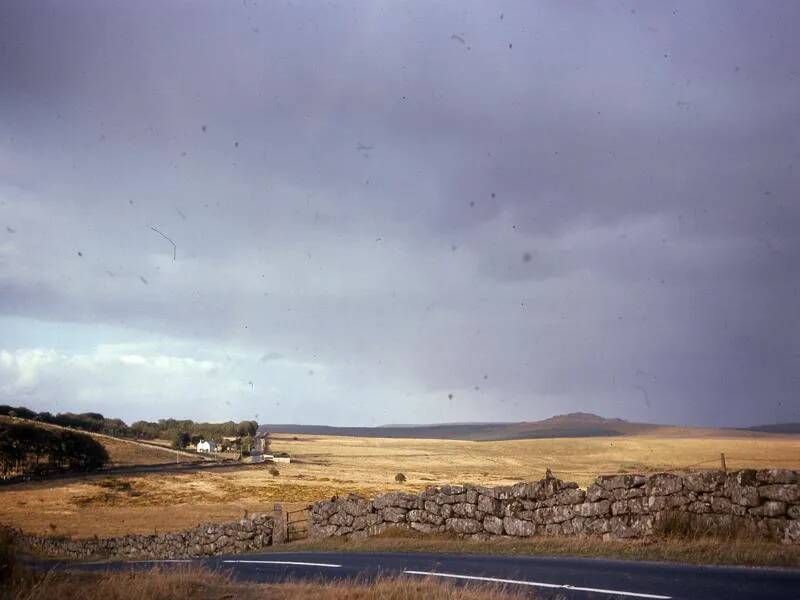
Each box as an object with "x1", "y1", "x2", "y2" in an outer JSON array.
[
  {"x1": 0, "y1": 422, "x2": 108, "y2": 477},
  {"x1": 654, "y1": 510, "x2": 749, "y2": 541},
  {"x1": 171, "y1": 431, "x2": 190, "y2": 450},
  {"x1": 268, "y1": 467, "x2": 280, "y2": 477},
  {"x1": 395, "y1": 473, "x2": 407, "y2": 483},
  {"x1": 0, "y1": 529, "x2": 15, "y2": 584},
  {"x1": 654, "y1": 510, "x2": 693, "y2": 538}
]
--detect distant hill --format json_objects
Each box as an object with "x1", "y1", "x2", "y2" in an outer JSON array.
[
  {"x1": 261, "y1": 412, "x2": 662, "y2": 441},
  {"x1": 261, "y1": 412, "x2": 800, "y2": 441},
  {"x1": 741, "y1": 423, "x2": 800, "y2": 434}
]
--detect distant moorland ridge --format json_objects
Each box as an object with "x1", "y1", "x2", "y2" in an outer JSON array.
[
  {"x1": 261, "y1": 412, "x2": 800, "y2": 441},
  {"x1": 742, "y1": 423, "x2": 800, "y2": 434}
]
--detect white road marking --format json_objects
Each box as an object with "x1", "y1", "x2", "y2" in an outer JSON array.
[
  {"x1": 403, "y1": 570, "x2": 671, "y2": 599},
  {"x1": 222, "y1": 560, "x2": 342, "y2": 568}
]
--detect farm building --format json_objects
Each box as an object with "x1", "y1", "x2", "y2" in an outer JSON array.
[
  {"x1": 262, "y1": 454, "x2": 290, "y2": 464},
  {"x1": 196, "y1": 440, "x2": 217, "y2": 453}
]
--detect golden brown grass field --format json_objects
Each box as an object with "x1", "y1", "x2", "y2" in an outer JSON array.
[
  {"x1": 88, "y1": 435, "x2": 193, "y2": 466},
  {"x1": 1, "y1": 429, "x2": 798, "y2": 539}
]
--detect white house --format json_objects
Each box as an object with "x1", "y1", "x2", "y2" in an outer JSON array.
[
  {"x1": 262, "y1": 453, "x2": 291, "y2": 464},
  {"x1": 196, "y1": 440, "x2": 217, "y2": 453}
]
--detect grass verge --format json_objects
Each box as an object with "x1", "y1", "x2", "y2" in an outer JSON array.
[
  {"x1": 3, "y1": 565, "x2": 526, "y2": 600},
  {"x1": 264, "y1": 528, "x2": 800, "y2": 569}
]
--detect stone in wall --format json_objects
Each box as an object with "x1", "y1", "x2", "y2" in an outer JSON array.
[
  {"x1": 503, "y1": 516, "x2": 537, "y2": 537},
  {"x1": 758, "y1": 484, "x2": 800, "y2": 504},
  {"x1": 757, "y1": 469, "x2": 798, "y2": 485},
  {"x1": 446, "y1": 518, "x2": 482, "y2": 534},
  {"x1": 646, "y1": 473, "x2": 683, "y2": 496},
  {"x1": 684, "y1": 471, "x2": 726, "y2": 493},
  {"x1": 786, "y1": 521, "x2": 800, "y2": 544},
  {"x1": 596, "y1": 474, "x2": 646, "y2": 490}
]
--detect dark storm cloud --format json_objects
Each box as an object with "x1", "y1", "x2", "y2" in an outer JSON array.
[{"x1": 0, "y1": 0, "x2": 798, "y2": 426}]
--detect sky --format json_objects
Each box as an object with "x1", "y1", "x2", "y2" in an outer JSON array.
[{"x1": 0, "y1": 1, "x2": 798, "y2": 427}]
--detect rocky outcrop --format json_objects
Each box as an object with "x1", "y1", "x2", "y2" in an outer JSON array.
[
  {"x1": 310, "y1": 470, "x2": 800, "y2": 545},
  {"x1": 8, "y1": 513, "x2": 274, "y2": 559}
]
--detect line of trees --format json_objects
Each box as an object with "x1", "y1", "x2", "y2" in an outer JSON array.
[
  {"x1": 133, "y1": 419, "x2": 258, "y2": 444},
  {"x1": 0, "y1": 421, "x2": 109, "y2": 478},
  {"x1": 0, "y1": 405, "x2": 259, "y2": 446},
  {"x1": 0, "y1": 405, "x2": 130, "y2": 437}
]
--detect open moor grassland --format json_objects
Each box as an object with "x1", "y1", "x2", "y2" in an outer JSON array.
[{"x1": 1, "y1": 431, "x2": 798, "y2": 538}]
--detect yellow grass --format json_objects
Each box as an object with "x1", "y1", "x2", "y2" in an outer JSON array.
[
  {"x1": 0, "y1": 431, "x2": 798, "y2": 538},
  {"x1": 4, "y1": 566, "x2": 526, "y2": 600},
  {"x1": 91, "y1": 435, "x2": 192, "y2": 467}
]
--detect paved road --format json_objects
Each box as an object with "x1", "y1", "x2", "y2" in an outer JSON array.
[{"x1": 44, "y1": 551, "x2": 800, "y2": 599}]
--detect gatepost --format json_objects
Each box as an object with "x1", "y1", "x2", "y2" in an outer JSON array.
[{"x1": 272, "y1": 503, "x2": 288, "y2": 545}]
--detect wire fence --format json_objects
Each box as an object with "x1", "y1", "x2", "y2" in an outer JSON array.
[
  {"x1": 541, "y1": 454, "x2": 799, "y2": 481},
  {"x1": 678, "y1": 455, "x2": 798, "y2": 470}
]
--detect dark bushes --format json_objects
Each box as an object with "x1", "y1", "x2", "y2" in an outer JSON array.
[
  {"x1": 0, "y1": 405, "x2": 131, "y2": 437},
  {"x1": 0, "y1": 404, "x2": 259, "y2": 444},
  {"x1": 0, "y1": 422, "x2": 109, "y2": 478},
  {"x1": 0, "y1": 530, "x2": 14, "y2": 585}
]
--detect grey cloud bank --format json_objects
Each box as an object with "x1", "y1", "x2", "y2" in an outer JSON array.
[{"x1": 0, "y1": 1, "x2": 798, "y2": 426}]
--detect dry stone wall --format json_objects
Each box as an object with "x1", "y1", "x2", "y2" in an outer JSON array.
[
  {"x1": 8, "y1": 513, "x2": 274, "y2": 559},
  {"x1": 310, "y1": 469, "x2": 800, "y2": 545}
]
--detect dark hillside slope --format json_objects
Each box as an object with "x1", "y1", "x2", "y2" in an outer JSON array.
[{"x1": 741, "y1": 423, "x2": 800, "y2": 434}]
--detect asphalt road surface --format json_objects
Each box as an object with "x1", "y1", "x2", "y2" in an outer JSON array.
[{"x1": 44, "y1": 551, "x2": 800, "y2": 599}]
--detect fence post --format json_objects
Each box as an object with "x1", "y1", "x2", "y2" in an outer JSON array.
[
  {"x1": 272, "y1": 503, "x2": 287, "y2": 545},
  {"x1": 720, "y1": 453, "x2": 727, "y2": 472}
]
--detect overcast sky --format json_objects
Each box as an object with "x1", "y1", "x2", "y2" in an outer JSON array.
[{"x1": 0, "y1": 1, "x2": 798, "y2": 427}]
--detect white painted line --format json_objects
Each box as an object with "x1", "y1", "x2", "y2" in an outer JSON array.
[
  {"x1": 222, "y1": 560, "x2": 342, "y2": 568},
  {"x1": 403, "y1": 570, "x2": 671, "y2": 599}
]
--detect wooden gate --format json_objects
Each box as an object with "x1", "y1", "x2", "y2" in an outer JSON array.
[{"x1": 286, "y1": 505, "x2": 311, "y2": 541}]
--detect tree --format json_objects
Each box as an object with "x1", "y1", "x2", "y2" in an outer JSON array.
[
  {"x1": 130, "y1": 421, "x2": 159, "y2": 439},
  {"x1": 172, "y1": 431, "x2": 191, "y2": 449},
  {"x1": 0, "y1": 422, "x2": 108, "y2": 477},
  {"x1": 60, "y1": 430, "x2": 109, "y2": 471},
  {"x1": 240, "y1": 435, "x2": 253, "y2": 453}
]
